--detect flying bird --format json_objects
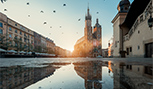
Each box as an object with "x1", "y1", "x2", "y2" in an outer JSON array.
[
  {"x1": 4, "y1": 9, "x2": 7, "y2": 11},
  {"x1": 63, "y1": 4, "x2": 66, "y2": 6},
  {"x1": 50, "y1": 26, "x2": 52, "y2": 28},
  {"x1": 53, "y1": 10, "x2": 56, "y2": 13},
  {"x1": 78, "y1": 19, "x2": 81, "y2": 21},
  {"x1": 1, "y1": 0, "x2": 6, "y2": 3},
  {"x1": 43, "y1": 22, "x2": 47, "y2": 24},
  {"x1": 40, "y1": 11, "x2": 44, "y2": 13},
  {"x1": 27, "y1": 2, "x2": 29, "y2": 5},
  {"x1": 28, "y1": 15, "x2": 30, "y2": 17},
  {"x1": 97, "y1": 12, "x2": 99, "y2": 14}
]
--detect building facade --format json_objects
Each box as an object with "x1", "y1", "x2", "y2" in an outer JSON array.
[
  {"x1": 40, "y1": 36, "x2": 47, "y2": 53},
  {"x1": 73, "y1": 8, "x2": 102, "y2": 57},
  {"x1": 46, "y1": 37, "x2": 55, "y2": 54},
  {"x1": 34, "y1": 32, "x2": 41, "y2": 52},
  {"x1": 112, "y1": 0, "x2": 153, "y2": 58},
  {"x1": 111, "y1": 0, "x2": 130, "y2": 57},
  {"x1": 121, "y1": 0, "x2": 153, "y2": 58},
  {"x1": 0, "y1": 12, "x2": 34, "y2": 52}
]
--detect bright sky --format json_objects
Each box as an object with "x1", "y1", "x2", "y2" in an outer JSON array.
[{"x1": 0, "y1": 0, "x2": 134, "y2": 51}]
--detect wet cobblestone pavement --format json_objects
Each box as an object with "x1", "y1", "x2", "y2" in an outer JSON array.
[{"x1": 0, "y1": 58, "x2": 152, "y2": 89}]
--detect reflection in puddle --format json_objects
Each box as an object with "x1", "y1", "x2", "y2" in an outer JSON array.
[{"x1": 0, "y1": 59, "x2": 152, "y2": 89}]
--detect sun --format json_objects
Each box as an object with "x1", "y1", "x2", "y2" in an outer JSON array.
[{"x1": 70, "y1": 48, "x2": 74, "y2": 52}]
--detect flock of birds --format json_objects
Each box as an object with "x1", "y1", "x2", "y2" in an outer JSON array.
[{"x1": 1, "y1": 0, "x2": 100, "y2": 35}]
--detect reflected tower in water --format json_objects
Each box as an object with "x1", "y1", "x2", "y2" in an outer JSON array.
[{"x1": 73, "y1": 60, "x2": 103, "y2": 89}]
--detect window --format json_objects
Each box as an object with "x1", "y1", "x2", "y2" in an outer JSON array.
[
  {"x1": 24, "y1": 38, "x2": 26, "y2": 42},
  {"x1": 0, "y1": 29, "x2": 3, "y2": 34},
  {"x1": 20, "y1": 31, "x2": 22, "y2": 35},
  {"x1": 20, "y1": 37, "x2": 22, "y2": 41},
  {"x1": 15, "y1": 29, "x2": 17, "y2": 33},
  {"x1": 126, "y1": 48, "x2": 129, "y2": 55},
  {"x1": 130, "y1": 47, "x2": 132, "y2": 52},
  {"x1": 24, "y1": 44, "x2": 26, "y2": 48},
  {"x1": 9, "y1": 34, "x2": 12, "y2": 38},
  {"x1": 15, "y1": 24, "x2": 17, "y2": 26},
  {"x1": 125, "y1": 7, "x2": 128, "y2": 10},
  {"x1": 138, "y1": 31, "x2": 140, "y2": 34},
  {"x1": 15, "y1": 43, "x2": 17, "y2": 46},
  {"x1": 9, "y1": 27, "x2": 12, "y2": 31},
  {"x1": 24, "y1": 33, "x2": 26, "y2": 36},
  {"x1": 14, "y1": 36, "x2": 17, "y2": 39},
  {"x1": 9, "y1": 41, "x2": 12, "y2": 45},
  {"x1": 20, "y1": 44, "x2": 22, "y2": 48},
  {"x1": 0, "y1": 22, "x2": 3, "y2": 28},
  {"x1": 138, "y1": 46, "x2": 140, "y2": 50}
]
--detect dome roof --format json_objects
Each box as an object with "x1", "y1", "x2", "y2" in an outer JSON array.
[{"x1": 119, "y1": 0, "x2": 130, "y2": 6}]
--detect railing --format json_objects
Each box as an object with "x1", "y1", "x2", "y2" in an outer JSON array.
[{"x1": 124, "y1": 1, "x2": 152, "y2": 41}]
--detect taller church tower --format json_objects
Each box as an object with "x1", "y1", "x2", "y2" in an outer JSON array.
[{"x1": 84, "y1": 7, "x2": 92, "y2": 41}]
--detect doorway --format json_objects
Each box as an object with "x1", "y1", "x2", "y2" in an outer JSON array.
[{"x1": 145, "y1": 42, "x2": 153, "y2": 58}]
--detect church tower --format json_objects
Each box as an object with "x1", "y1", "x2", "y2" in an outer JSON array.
[
  {"x1": 84, "y1": 7, "x2": 92, "y2": 41},
  {"x1": 111, "y1": 0, "x2": 130, "y2": 57}
]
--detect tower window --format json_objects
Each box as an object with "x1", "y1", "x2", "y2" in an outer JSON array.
[{"x1": 125, "y1": 7, "x2": 128, "y2": 10}]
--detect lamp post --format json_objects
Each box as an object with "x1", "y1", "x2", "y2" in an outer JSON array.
[
  {"x1": 148, "y1": 6, "x2": 153, "y2": 29},
  {"x1": 148, "y1": 15, "x2": 153, "y2": 28}
]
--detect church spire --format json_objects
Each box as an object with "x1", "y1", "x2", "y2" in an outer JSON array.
[
  {"x1": 85, "y1": 4, "x2": 91, "y2": 20},
  {"x1": 96, "y1": 18, "x2": 99, "y2": 23}
]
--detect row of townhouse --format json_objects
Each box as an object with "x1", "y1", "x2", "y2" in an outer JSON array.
[
  {"x1": 54, "y1": 46, "x2": 71, "y2": 57},
  {"x1": 0, "y1": 12, "x2": 64, "y2": 55}
]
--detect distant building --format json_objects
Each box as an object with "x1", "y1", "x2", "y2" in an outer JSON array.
[
  {"x1": 112, "y1": 0, "x2": 153, "y2": 58},
  {"x1": 34, "y1": 32, "x2": 41, "y2": 52},
  {"x1": 46, "y1": 37, "x2": 55, "y2": 54},
  {"x1": 40, "y1": 36, "x2": 47, "y2": 53},
  {"x1": 73, "y1": 7, "x2": 102, "y2": 57},
  {"x1": 108, "y1": 37, "x2": 114, "y2": 57},
  {"x1": 102, "y1": 49, "x2": 108, "y2": 58},
  {"x1": 0, "y1": 12, "x2": 34, "y2": 52}
]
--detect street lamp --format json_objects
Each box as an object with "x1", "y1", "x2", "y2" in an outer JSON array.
[
  {"x1": 148, "y1": 6, "x2": 153, "y2": 29},
  {"x1": 148, "y1": 15, "x2": 153, "y2": 28}
]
